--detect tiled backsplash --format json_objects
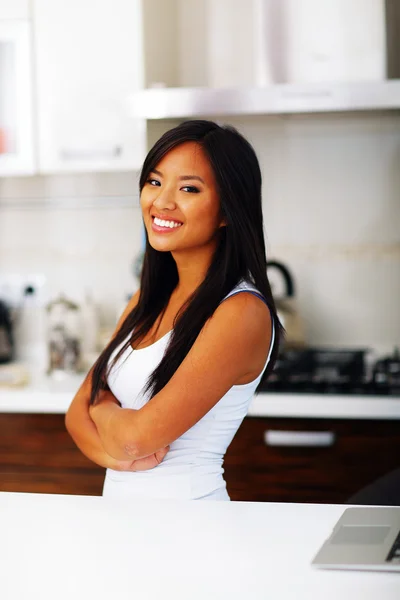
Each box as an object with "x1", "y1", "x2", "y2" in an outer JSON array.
[
  {"x1": 1, "y1": 113, "x2": 399, "y2": 347},
  {"x1": 0, "y1": 172, "x2": 143, "y2": 327}
]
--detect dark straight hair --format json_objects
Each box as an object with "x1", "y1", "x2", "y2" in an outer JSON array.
[{"x1": 90, "y1": 120, "x2": 283, "y2": 404}]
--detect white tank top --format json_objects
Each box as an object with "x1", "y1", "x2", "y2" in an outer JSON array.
[{"x1": 102, "y1": 279, "x2": 275, "y2": 501}]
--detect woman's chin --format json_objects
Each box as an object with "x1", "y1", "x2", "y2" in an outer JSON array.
[{"x1": 148, "y1": 238, "x2": 176, "y2": 252}]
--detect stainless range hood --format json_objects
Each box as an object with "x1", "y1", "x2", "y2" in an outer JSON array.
[{"x1": 128, "y1": 80, "x2": 400, "y2": 120}]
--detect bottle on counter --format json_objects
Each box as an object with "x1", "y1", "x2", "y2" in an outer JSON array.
[{"x1": 14, "y1": 285, "x2": 49, "y2": 376}]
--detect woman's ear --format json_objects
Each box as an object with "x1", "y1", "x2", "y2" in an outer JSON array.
[{"x1": 218, "y1": 215, "x2": 227, "y2": 228}]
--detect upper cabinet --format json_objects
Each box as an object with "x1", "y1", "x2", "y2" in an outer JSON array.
[
  {"x1": 33, "y1": 0, "x2": 146, "y2": 173},
  {"x1": 0, "y1": 0, "x2": 29, "y2": 20},
  {"x1": 129, "y1": 0, "x2": 400, "y2": 120},
  {"x1": 1, "y1": 0, "x2": 399, "y2": 175},
  {"x1": 0, "y1": 18, "x2": 35, "y2": 176}
]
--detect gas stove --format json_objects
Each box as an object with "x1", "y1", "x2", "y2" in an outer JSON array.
[{"x1": 257, "y1": 346, "x2": 400, "y2": 396}]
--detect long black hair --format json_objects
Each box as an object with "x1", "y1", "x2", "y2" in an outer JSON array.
[{"x1": 90, "y1": 120, "x2": 283, "y2": 404}]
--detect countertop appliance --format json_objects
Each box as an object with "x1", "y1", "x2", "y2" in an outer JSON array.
[
  {"x1": 267, "y1": 260, "x2": 306, "y2": 349},
  {"x1": 257, "y1": 346, "x2": 400, "y2": 396},
  {"x1": 47, "y1": 294, "x2": 82, "y2": 374},
  {"x1": 372, "y1": 348, "x2": 400, "y2": 394}
]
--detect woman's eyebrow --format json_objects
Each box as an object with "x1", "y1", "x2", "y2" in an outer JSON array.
[
  {"x1": 179, "y1": 175, "x2": 205, "y2": 184},
  {"x1": 150, "y1": 168, "x2": 205, "y2": 184}
]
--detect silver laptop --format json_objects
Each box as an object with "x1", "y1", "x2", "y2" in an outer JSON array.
[{"x1": 312, "y1": 506, "x2": 400, "y2": 572}]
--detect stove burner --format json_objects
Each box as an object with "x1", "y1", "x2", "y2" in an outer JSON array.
[{"x1": 257, "y1": 347, "x2": 400, "y2": 396}]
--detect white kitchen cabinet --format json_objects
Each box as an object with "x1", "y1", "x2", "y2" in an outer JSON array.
[
  {"x1": 0, "y1": 19, "x2": 35, "y2": 176},
  {"x1": 33, "y1": 0, "x2": 146, "y2": 173},
  {"x1": 0, "y1": 0, "x2": 29, "y2": 20}
]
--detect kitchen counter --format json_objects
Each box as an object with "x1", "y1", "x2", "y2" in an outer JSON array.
[
  {"x1": 0, "y1": 373, "x2": 400, "y2": 419},
  {"x1": 2, "y1": 491, "x2": 399, "y2": 600},
  {"x1": 0, "y1": 372, "x2": 85, "y2": 414}
]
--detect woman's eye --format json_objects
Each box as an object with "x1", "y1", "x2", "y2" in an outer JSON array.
[
  {"x1": 181, "y1": 185, "x2": 200, "y2": 194},
  {"x1": 147, "y1": 178, "x2": 161, "y2": 187}
]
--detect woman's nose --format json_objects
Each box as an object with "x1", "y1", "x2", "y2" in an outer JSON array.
[{"x1": 152, "y1": 188, "x2": 176, "y2": 211}]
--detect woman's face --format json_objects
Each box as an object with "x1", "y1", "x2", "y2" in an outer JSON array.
[{"x1": 140, "y1": 141, "x2": 225, "y2": 255}]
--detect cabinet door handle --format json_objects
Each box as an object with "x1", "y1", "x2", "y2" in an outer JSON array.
[
  {"x1": 59, "y1": 146, "x2": 122, "y2": 160},
  {"x1": 264, "y1": 430, "x2": 336, "y2": 447}
]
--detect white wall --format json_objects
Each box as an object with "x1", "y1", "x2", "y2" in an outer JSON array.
[{"x1": 0, "y1": 112, "x2": 399, "y2": 348}]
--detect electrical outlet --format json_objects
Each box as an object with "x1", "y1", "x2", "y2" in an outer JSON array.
[{"x1": 0, "y1": 273, "x2": 47, "y2": 308}]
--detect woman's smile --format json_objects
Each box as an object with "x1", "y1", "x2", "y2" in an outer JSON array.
[{"x1": 151, "y1": 215, "x2": 184, "y2": 233}]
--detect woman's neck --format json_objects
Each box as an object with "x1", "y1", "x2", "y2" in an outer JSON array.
[{"x1": 171, "y1": 245, "x2": 216, "y2": 299}]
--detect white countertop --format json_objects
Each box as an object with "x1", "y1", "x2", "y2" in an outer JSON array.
[
  {"x1": 0, "y1": 372, "x2": 400, "y2": 419},
  {"x1": 2, "y1": 491, "x2": 399, "y2": 600}
]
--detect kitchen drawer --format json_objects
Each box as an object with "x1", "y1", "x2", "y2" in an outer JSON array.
[
  {"x1": 0, "y1": 413, "x2": 104, "y2": 495},
  {"x1": 0, "y1": 468, "x2": 104, "y2": 496},
  {"x1": 223, "y1": 417, "x2": 400, "y2": 503},
  {"x1": 0, "y1": 414, "x2": 96, "y2": 469}
]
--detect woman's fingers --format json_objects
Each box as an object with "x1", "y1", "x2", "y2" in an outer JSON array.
[
  {"x1": 154, "y1": 445, "x2": 170, "y2": 464},
  {"x1": 116, "y1": 445, "x2": 171, "y2": 472}
]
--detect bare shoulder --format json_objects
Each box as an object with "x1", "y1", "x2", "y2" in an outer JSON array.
[
  {"x1": 208, "y1": 290, "x2": 272, "y2": 343},
  {"x1": 198, "y1": 289, "x2": 273, "y2": 382},
  {"x1": 114, "y1": 289, "x2": 140, "y2": 334},
  {"x1": 122, "y1": 288, "x2": 141, "y2": 317}
]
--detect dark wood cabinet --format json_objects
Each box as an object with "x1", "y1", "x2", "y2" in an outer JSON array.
[
  {"x1": 223, "y1": 417, "x2": 400, "y2": 503},
  {"x1": 0, "y1": 413, "x2": 399, "y2": 503},
  {"x1": 0, "y1": 413, "x2": 104, "y2": 495}
]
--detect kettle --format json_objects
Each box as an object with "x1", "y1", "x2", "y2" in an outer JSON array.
[
  {"x1": 266, "y1": 260, "x2": 306, "y2": 349},
  {"x1": 0, "y1": 299, "x2": 14, "y2": 363}
]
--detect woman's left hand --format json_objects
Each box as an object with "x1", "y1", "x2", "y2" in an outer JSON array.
[
  {"x1": 90, "y1": 396, "x2": 170, "y2": 468},
  {"x1": 115, "y1": 445, "x2": 170, "y2": 472},
  {"x1": 89, "y1": 389, "x2": 139, "y2": 460}
]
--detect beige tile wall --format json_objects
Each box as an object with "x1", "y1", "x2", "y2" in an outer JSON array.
[
  {"x1": 0, "y1": 113, "x2": 399, "y2": 348},
  {"x1": 227, "y1": 112, "x2": 400, "y2": 348},
  {"x1": 0, "y1": 172, "x2": 143, "y2": 325}
]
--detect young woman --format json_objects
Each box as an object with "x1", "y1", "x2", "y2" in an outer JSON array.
[{"x1": 65, "y1": 120, "x2": 283, "y2": 501}]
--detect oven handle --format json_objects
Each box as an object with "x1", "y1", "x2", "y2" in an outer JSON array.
[{"x1": 264, "y1": 430, "x2": 336, "y2": 447}]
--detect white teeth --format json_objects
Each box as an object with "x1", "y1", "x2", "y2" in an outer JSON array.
[{"x1": 154, "y1": 217, "x2": 182, "y2": 228}]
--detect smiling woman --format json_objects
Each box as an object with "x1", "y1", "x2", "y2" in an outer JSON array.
[
  {"x1": 65, "y1": 120, "x2": 283, "y2": 501},
  {"x1": 141, "y1": 141, "x2": 225, "y2": 258}
]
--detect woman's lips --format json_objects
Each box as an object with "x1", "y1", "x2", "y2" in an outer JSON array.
[{"x1": 151, "y1": 217, "x2": 183, "y2": 234}]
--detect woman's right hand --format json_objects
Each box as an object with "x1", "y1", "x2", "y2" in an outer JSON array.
[{"x1": 113, "y1": 445, "x2": 170, "y2": 472}]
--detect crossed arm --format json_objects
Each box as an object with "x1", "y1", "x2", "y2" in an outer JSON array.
[
  {"x1": 65, "y1": 371, "x2": 169, "y2": 471},
  {"x1": 87, "y1": 291, "x2": 272, "y2": 462}
]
